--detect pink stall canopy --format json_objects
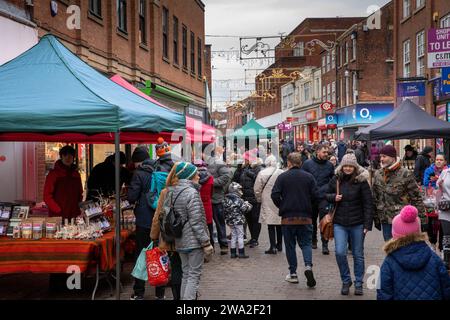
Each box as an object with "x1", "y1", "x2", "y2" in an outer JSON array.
[{"x1": 110, "y1": 75, "x2": 215, "y2": 143}]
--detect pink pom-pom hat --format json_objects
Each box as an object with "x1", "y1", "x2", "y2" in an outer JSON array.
[{"x1": 391, "y1": 205, "x2": 421, "y2": 239}]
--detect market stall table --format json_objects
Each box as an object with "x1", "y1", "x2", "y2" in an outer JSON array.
[{"x1": 0, "y1": 229, "x2": 130, "y2": 300}]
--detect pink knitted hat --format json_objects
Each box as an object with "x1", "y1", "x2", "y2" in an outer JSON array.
[{"x1": 391, "y1": 205, "x2": 421, "y2": 239}]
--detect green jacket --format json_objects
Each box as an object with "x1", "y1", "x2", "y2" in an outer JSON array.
[{"x1": 372, "y1": 162, "x2": 425, "y2": 224}]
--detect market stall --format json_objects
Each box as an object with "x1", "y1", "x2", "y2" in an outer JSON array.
[{"x1": 0, "y1": 34, "x2": 186, "y2": 299}]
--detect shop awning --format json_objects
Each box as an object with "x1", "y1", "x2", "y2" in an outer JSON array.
[
  {"x1": 110, "y1": 74, "x2": 215, "y2": 143},
  {"x1": 0, "y1": 34, "x2": 185, "y2": 142},
  {"x1": 355, "y1": 99, "x2": 450, "y2": 140},
  {"x1": 231, "y1": 119, "x2": 273, "y2": 139}
]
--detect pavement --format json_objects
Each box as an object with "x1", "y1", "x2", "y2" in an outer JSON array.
[{"x1": 0, "y1": 223, "x2": 386, "y2": 300}]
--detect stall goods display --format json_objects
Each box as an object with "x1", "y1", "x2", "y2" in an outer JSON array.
[{"x1": 7, "y1": 205, "x2": 29, "y2": 237}]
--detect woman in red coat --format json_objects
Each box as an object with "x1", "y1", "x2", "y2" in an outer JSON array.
[
  {"x1": 195, "y1": 160, "x2": 214, "y2": 245},
  {"x1": 44, "y1": 146, "x2": 83, "y2": 220}
]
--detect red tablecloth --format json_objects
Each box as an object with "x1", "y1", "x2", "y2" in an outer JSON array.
[{"x1": 0, "y1": 230, "x2": 130, "y2": 274}]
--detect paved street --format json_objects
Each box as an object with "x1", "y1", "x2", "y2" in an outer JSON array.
[{"x1": 0, "y1": 224, "x2": 385, "y2": 300}]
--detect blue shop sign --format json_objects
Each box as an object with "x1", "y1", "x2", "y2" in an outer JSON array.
[
  {"x1": 325, "y1": 114, "x2": 337, "y2": 125},
  {"x1": 397, "y1": 81, "x2": 426, "y2": 97},
  {"x1": 442, "y1": 68, "x2": 450, "y2": 95},
  {"x1": 334, "y1": 103, "x2": 393, "y2": 127}
]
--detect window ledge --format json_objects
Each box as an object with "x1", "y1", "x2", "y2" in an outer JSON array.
[
  {"x1": 173, "y1": 63, "x2": 180, "y2": 69},
  {"x1": 139, "y1": 43, "x2": 149, "y2": 51},
  {"x1": 88, "y1": 11, "x2": 103, "y2": 26},
  {"x1": 182, "y1": 67, "x2": 189, "y2": 74},
  {"x1": 197, "y1": 75, "x2": 203, "y2": 82},
  {"x1": 351, "y1": 58, "x2": 356, "y2": 63},
  {"x1": 163, "y1": 56, "x2": 170, "y2": 64},
  {"x1": 414, "y1": 5, "x2": 425, "y2": 15},
  {"x1": 401, "y1": 15, "x2": 411, "y2": 24},
  {"x1": 117, "y1": 28, "x2": 129, "y2": 40},
  {"x1": 191, "y1": 72, "x2": 196, "y2": 78}
]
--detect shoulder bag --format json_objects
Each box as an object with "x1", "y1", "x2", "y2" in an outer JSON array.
[
  {"x1": 319, "y1": 180, "x2": 340, "y2": 241},
  {"x1": 438, "y1": 170, "x2": 450, "y2": 211}
]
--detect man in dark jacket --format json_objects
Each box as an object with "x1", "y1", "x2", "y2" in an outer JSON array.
[
  {"x1": 86, "y1": 152, "x2": 130, "y2": 201},
  {"x1": 414, "y1": 146, "x2": 433, "y2": 185},
  {"x1": 127, "y1": 146, "x2": 165, "y2": 300},
  {"x1": 233, "y1": 151, "x2": 263, "y2": 247},
  {"x1": 271, "y1": 152, "x2": 318, "y2": 288},
  {"x1": 301, "y1": 144, "x2": 335, "y2": 254},
  {"x1": 337, "y1": 140, "x2": 347, "y2": 162},
  {"x1": 281, "y1": 140, "x2": 290, "y2": 168},
  {"x1": 354, "y1": 143, "x2": 368, "y2": 168},
  {"x1": 207, "y1": 146, "x2": 233, "y2": 255}
]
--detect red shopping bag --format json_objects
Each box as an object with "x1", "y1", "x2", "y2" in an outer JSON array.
[{"x1": 146, "y1": 247, "x2": 170, "y2": 286}]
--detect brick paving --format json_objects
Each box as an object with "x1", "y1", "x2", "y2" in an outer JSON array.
[{"x1": 0, "y1": 224, "x2": 386, "y2": 300}]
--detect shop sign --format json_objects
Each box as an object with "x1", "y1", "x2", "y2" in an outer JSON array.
[
  {"x1": 326, "y1": 114, "x2": 337, "y2": 125},
  {"x1": 320, "y1": 101, "x2": 335, "y2": 112},
  {"x1": 397, "y1": 81, "x2": 425, "y2": 97},
  {"x1": 306, "y1": 110, "x2": 317, "y2": 121},
  {"x1": 318, "y1": 118, "x2": 327, "y2": 130},
  {"x1": 277, "y1": 122, "x2": 293, "y2": 132},
  {"x1": 442, "y1": 67, "x2": 450, "y2": 94},
  {"x1": 335, "y1": 104, "x2": 393, "y2": 126},
  {"x1": 428, "y1": 28, "x2": 450, "y2": 68}
]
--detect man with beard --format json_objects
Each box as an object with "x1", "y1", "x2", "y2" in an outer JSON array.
[{"x1": 372, "y1": 145, "x2": 425, "y2": 241}]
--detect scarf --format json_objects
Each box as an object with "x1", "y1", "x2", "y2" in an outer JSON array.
[{"x1": 382, "y1": 160, "x2": 402, "y2": 183}]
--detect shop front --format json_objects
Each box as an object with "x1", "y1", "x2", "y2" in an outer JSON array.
[
  {"x1": 292, "y1": 107, "x2": 320, "y2": 144},
  {"x1": 432, "y1": 75, "x2": 450, "y2": 158}
]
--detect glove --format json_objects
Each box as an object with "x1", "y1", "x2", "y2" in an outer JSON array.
[{"x1": 203, "y1": 244, "x2": 214, "y2": 261}]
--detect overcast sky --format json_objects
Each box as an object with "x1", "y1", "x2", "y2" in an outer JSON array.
[{"x1": 204, "y1": 0, "x2": 391, "y2": 111}]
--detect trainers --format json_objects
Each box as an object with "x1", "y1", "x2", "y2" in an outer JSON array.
[
  {"x1": 354, "y1": 286, "x2": 363, "y2": 296},
  {"x1": 249, "y1": 240, "x2": 259, "y2": 248},
  {"x1": 285, "y1": 273, "x2": 299, "y2": 283},
  {"x1": 341, "y1": 282, "x2": 353, "y2": 295},
  {"x1": 130, "y1": 294, "x2": 144, "y2": 300},
  {"x1": 304, "y1": 267, "x2": 316, "y2": 288}
]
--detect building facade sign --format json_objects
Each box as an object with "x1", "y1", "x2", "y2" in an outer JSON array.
[{"x1": 428, "y1": 28, "x2": 450, "y2": 68}]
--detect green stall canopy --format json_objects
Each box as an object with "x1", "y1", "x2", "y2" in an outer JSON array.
[
  {"x1": 0, "y1": 34, "x2": 185, "y2": 135},
  {"x1": 231, "y1": 119, "x2": 274, "y2": 139}
]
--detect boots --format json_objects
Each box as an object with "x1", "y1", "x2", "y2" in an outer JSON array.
[
  {"x1": 264, "y1": 247, "x2": 277, "y2": 254},
  {"x1": 322, "y1": 241, "x2": 330, "y2": 255},
  {"x1": 230, "y1": 248, "x2": 237, "y2": 259},
  {"x1": 238, "y1": 248, "x2": 249, "y2": 259}
]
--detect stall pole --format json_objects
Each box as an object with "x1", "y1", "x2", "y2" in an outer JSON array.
[{"x1": 114, "y1": 131, "x2": 121, "y2": 300}]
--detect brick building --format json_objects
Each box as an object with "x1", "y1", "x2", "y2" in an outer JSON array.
[
  {"x1": 320, "y1": 1, "x2": 395, "y2": 141},
  {"x1": 0, "y1": 0, "x2": 209, "y2": 203},
  {"x1": 250, "y1": 17, "x2": 364, "y2": 133},
  {"x1": 393, "y1": 0, "x2": 450, "y2": 155}
]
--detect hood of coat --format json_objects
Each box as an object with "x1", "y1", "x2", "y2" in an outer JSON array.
[
  {"x1": 177, "y1": 178, "x2": 201, "y2": 191},
  {"x1": 197, "y1": 167, "x2": 212, "y2": 185},
  {"x1": 335, "y1": 166, "x2": 368, "y2": 183},
  {"x1": 138, "y1": 159, "x2": 155, "y2": 174},
  {"x1": 383, "y1": 233, "x2": 431, "y2": 270}
]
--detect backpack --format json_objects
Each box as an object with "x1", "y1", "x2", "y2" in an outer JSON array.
[
  {"x1": 159, "y1": 187, "x2": 190, "y2": 243},
  {"x1": 147, "y1": 171, "x2": 169, "y2": 210}
]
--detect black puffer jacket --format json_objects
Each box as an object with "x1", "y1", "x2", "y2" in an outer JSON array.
[
  {"x1": 325, "y1": 171, "x2": 373, "y2": 230},
  {"x1": 234, "y1": 163, "x2": 262, "y2": 204},
  {"x1": 414, "y1": 147, "x2": 432, "y2": 184},
  {"x1": 302, "y1": 157, "x2": 335, "y2": 198},
  {"x1": 127, "y1": 159, "x2": 154, "y2": 228}
]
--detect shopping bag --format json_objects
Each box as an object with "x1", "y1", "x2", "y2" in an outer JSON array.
[
  {"x1": 131, "y1": 242, "x2": 153, "y2": 281},
  {"x1": 146, "y1": 246, "x2": 170, "y2": 287}
]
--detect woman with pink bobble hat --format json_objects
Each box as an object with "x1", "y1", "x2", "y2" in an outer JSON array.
[{"x1": 377, "y1": 205, "x2": 450, "y2": 300}]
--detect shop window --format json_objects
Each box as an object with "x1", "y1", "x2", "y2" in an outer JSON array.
[{"x1": 416, "y1": 31, "x2": 425, "y2": 77}]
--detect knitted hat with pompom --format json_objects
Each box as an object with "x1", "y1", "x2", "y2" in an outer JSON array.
[{"x1": 391, "y1": 205, "x2": 421, "y2": 239}]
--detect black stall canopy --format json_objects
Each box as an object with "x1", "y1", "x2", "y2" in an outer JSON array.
[{"x1": 355, "y1": 99, "x2": 450, "y2": 141}]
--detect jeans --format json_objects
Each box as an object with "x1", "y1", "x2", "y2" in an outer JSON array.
[
  {"x1": 230, "y1": 225, "x2": 245, "y2": 249},
  {"x1": 133, "y1": 226, "x2": 165, "y2": 298},
  {"x1": 179, "y1": 248, "x2": 204, "y2": 300},
  {"x1": 382, "y1": 223, "x2": 392, "y2": 242},
  {"x1": 282, "y1": 224, "x2": 313, "y2": 274},
  {"x1": 334, "y1": 224, "x2": 365, "y2": 287},
  {"x1": 207, "y1": 223, "x2": 214, "y2": 246},
  {"x1": 212, "y1": 204, "x2": 228, "y2": 248},
  {"x1": 268, "y1": 225, "x2": 282, "y2": 249},
  {"x1": 245, "y1": 202, "x2": 261, "y2": 242}
]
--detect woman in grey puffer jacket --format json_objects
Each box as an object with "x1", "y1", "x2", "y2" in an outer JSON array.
[{"x1": 167, "y1": 162, "x2": 213, "y2": 300}]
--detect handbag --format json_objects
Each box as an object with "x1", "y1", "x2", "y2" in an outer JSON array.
[
  {"x1": 319, "y1": 180, "x2": 340, "y2": 241},
  {"x1": 146, "y1": 245, "x2": 170, "y2": 287},
  {"x1": 437, "y1": 169, "x2": 450, "y2": 211},
  {"x1": 261, "y1": 168, "x2": 277, "y2": 194}
]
